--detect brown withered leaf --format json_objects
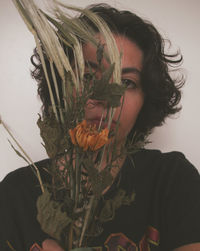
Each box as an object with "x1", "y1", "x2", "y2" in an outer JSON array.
[
  {"x1": 36, "y1": 189, "x2": 72, "y2": 241},
  {"x1": 37, "y1": 111, "x2": 69, "y2": 158},
  {"x1": 96, "y1": 43, "x2": 104, "y2": 66},
  {"x1": 90, "y1": 64, "x2": 125, "y2": 108},
  {"x1": 85, "y1": 163, "x2": 113, "y2": 197},
  {"x1": 99, "y1": 189, "x2": 135, "y2": 222}
]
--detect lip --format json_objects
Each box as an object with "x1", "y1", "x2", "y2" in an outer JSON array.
[{"x1": 87, "y1": 117, "x2": 117, "y2": 130}]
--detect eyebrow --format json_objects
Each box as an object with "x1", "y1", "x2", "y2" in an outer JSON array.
[
  {"x1": 85, "y1": 60, "x2": 141, "y2": 75},
  {"x1": 122, "y1": 67, "x2": 141, "y2": 76}
]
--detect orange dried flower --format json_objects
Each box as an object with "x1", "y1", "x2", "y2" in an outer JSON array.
[{"x1": 69, "y1": 120, "x2": 109, "y2": 151}]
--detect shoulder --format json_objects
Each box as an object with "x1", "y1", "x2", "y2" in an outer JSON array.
[
  {"x1": 133, "y1": 148, "x2": 193, "y2": 165},
  {"x1": 132, "y1": 149, "x2": 199, "y2": 177},
  {"x1": 0, "y1": 158, "x2": 50, "y2": 195},
  {"x1": 131, "y1": 150, "x2": 200, "y2": 250},
  {"x1": 129, "y1": 149, "x2": 200, "y2": 199},
  {"x1": 0, "y1": 159, "x2": 51, "y2": 249}
]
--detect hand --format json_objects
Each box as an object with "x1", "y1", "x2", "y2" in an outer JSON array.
[
  {"x1": 41, "y1": 239, "x2": 93, "y2": 251},
  {"x1": 42, "y1": 239, "x2": 65, "y2": 251}
]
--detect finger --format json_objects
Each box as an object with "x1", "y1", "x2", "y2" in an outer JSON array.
[{"x1": 42, "y1": 239, "x2": 64, "y2": 251}]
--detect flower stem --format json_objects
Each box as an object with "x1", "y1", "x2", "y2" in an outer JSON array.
[
  {"x1": 0, "y1": 117, "x2": 44, "y2": 193},
  {"x1": 68, "y1": 222, "x2": 74, "y2": 251},
  {"x1": 79, "y1": 195, "x2": 95, "y2": 247}
]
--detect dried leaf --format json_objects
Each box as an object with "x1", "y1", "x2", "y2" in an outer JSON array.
[
  {"x1": 101, "y1": 63, "x2": 115, "y2": 84},
  {"x1": 36, "y1": 189, "x2": 72, "y2": 241},
  {"x1": 90, "y1": 64, "x2": 125, "y2": 108},
  {"x1": 99, "y1": 189, "x2": 135, "y2": 222},
  {"x1": 37, "y1": 112, "x2": 69, "y2": 158},
  {"x1": 96, "y1": 43, "x2": 105, "y2": 66},
  {"x1": 85, "y1": 164, "x2": 113, "y2": 197},
  {"x1": 41, "y1": 11, "x2": 76, "y2": 45}
]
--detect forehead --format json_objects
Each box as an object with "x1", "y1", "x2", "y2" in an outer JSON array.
[{"x1": 82, "y1": 34, "x2": 143, "y2": 70}]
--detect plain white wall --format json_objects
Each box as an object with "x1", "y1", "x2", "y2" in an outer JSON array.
[{"x1": 0, "y1": 0, "x2": 200, "y2": 181}]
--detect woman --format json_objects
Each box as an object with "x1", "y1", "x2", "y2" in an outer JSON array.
[{"x1": 1, "y1": 4, "x2": 200, "y2": 251}]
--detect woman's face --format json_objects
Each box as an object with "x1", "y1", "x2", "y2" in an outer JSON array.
[{"x1": 83, "y1": 35, "x2": 144, "y2": 144}]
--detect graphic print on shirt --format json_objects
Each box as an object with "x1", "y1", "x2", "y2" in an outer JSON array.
[
  {"x1": 139, "y1": 226, "x2": 160, "y2": 251},
  {"x1": 29, "y1": 226, "x2": 159, "y2": 251},
  {"x1": 30, "y1": 243, "x2": 42, "y2": 251},
  {"x1": 92, "y1": 226, "x2": 160, "y2": 251}
]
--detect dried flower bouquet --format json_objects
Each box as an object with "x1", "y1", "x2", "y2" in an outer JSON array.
[{"x1": 0, "y1": 0, "x2": 147, "y2": 249}]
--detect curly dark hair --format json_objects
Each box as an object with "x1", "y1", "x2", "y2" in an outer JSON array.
[{"x1": 31, "y1": 3, "x2": 184, "y2": 138}]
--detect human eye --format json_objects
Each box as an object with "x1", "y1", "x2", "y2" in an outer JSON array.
[{"x1": 122, "y1": 79, "x2": 138, "y2": 89}]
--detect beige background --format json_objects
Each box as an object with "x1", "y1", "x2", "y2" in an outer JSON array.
[{"x1": 0, "y1": 0, "x2": 200, "y2": 180}]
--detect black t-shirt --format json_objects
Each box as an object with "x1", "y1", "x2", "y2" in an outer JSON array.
[{"x1": 1, "y1": 149, "x2": 200, "y2": 251}]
